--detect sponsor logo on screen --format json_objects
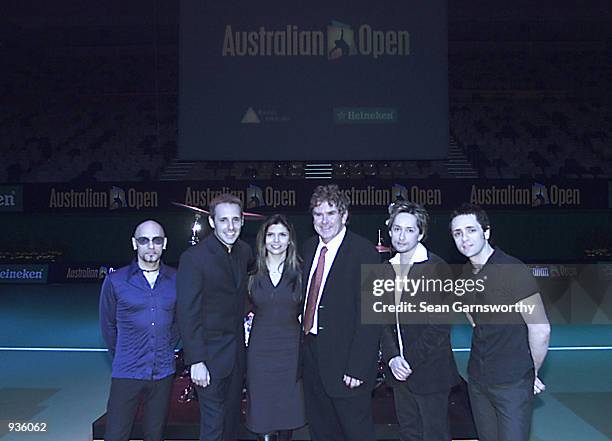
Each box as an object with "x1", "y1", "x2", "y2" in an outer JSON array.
[
  {"x1": 0, "y1": 186, "x2": 23, "y2": 212},
  {"x1": 222, "y1": 21, "x2": 409, "y2": 60},
  {"x1": 241, "y1": 107, "x2": 290, "y2": 124},
  {"x1": 0, "y1": 265, "x2": 48, "y2": 284},
  {"x1": 334, "y1": 107, "x2": 397, "y2": 124},
  {"x1": 48, "y1": 186, "x2": 158, "y2": 210},
  {"x1": 241, "y1": 107, "x2": 261, "y2": 124}
]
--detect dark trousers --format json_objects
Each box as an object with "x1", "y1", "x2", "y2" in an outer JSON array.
[
  {"x1": 393, "y1": 385, "x2": 451, "y2": 441},
  {"x1": 195, "y1": 356, "x2": 245, "y2": 441},
  {"x1": 468, "y1": 371, "x2": 534, "y2": 441},
  {"x1": 302, "y1": 335, "x2": 376, "y2": 441},
  {"x1": 105, "y1": 375, "x2": 174, "y2": 441}
]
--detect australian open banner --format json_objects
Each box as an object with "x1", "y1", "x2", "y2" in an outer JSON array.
[{"x1": 9, "y1": 179, "x2": 611, "y2": 213}]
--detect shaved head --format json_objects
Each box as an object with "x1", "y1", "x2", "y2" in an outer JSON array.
[
  {"x1": 134, "y1": 220, "x2": 165, "y2": 238},
  {"x1": 132, "y1": 220, "x2": 167, "y2": 270}
]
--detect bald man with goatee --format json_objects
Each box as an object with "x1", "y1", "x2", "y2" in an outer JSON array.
[{"x1": 100, "y1": 220, "x2": 178, "y2": 441}]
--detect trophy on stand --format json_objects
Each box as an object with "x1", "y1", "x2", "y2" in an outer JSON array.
[
  {"x1": 376, "y1": 228, "x2": 391, "y2": 255},
  {"x1": 190, "y1": 213, "x2": 202, "y2": 246}
]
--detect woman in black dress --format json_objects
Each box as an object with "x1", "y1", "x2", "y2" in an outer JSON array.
[{"x1": 246, "y1": 214, "x2": 306, "y2": 441}]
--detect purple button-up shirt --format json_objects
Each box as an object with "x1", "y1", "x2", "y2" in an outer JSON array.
[{"x1": 99, "y1": 260, "x2": 177, "y2": 380}]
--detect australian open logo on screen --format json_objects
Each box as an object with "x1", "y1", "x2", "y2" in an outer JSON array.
[{"x1": 222, "y1": 20, "x2": 409, "y2": 60}]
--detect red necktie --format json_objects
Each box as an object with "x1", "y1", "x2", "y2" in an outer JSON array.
[{"x1": 303, "y1": 246, "x2": 328, "y2": 334}]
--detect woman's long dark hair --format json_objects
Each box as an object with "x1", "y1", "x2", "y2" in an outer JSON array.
[{"x1": 251, "y1": 214, "x2": 302, "y2": 296}]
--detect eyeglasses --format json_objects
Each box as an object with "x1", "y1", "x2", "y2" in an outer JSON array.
[{"x1": 135, "y1": 236, "x2": 165, "y2": 246}]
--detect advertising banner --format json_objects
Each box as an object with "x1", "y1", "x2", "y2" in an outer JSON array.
[
  {"x1": 0, "y1": 185, "x2": 23, "y2": 212},
  {"x1": 0, "y1": 264, "x2": 48, "y2": 284},
  {"x1": 16, "y1": 179, "x2": 610, "y2": 212}
]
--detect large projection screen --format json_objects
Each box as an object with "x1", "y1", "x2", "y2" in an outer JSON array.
[{"x1": 179, "y1": 0, "x2": 448, "y2": 160}]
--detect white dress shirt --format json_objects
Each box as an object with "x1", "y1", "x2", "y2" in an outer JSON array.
[
  {"x1": 389, "y1": 242, "x2": 428, "y2": 357},
  {"x1": 303, "y1": 227, "x2": 347, "y2": 334}
]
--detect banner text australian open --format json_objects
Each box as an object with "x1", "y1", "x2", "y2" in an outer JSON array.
[{"x1": 12, "y1": 179, "x2": 609, "y2": 212}]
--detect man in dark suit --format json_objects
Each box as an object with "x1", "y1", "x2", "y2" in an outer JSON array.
[
  {"x1": 380, "y1": 201, "x2": 459, "y2": 441},
  {"x1": 176, "y1": 193, "x2": 253, "y2": 441},
  {"x1": 301, "y1": 184, "x2": 381, "y2": 441}
]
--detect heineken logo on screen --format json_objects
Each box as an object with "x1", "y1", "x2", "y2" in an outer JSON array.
[
  {"x1": 334, "y1": 108, "x2": 397, "y2": 124},
  {"x1": 222, "y1": 21, "x2": 409, "y2": 59}
]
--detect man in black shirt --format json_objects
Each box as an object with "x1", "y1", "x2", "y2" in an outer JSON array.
[
  {"x1": 177, "y1": 194, "x2": 253, "y2": 441},
  {"x1": 450, "y1": 203, "x2": 550, "y2": 441}
]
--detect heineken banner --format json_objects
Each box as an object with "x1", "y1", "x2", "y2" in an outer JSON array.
[
  {"x1": 0, "y1": 263, "x2": 119, "y2": 284},
  {"x1": 11, "y1": 179, "x2": 611, "y2": 212},
  {"x1": 0, "y1": 264, "x2": 48, "y2": 284}
]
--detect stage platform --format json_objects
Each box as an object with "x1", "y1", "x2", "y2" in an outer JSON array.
[
  {"x1": 93, "y1": 376, "x2": 477, "y2": 441},
  {"x1": 8, "y1": 284, "x2": 612, "y2": 441}
]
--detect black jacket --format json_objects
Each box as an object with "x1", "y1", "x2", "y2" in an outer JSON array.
[
  {"x1": 176, "y1": 234, "x2": 253, "y2": 379},
  {"x1": 381, "y1": 251, "x2": 460, "y2": 394},
  {"x1": 301, "y1": 230, "x2": 382, "y2": 397}
]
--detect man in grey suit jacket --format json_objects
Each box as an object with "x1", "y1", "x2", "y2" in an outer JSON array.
[
  {"x1": 301, "y1": 184, "x2": 381, "y2": 441},
  {"x1": 176, "y1": 193, "x2": 253, "y2": 441}
]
